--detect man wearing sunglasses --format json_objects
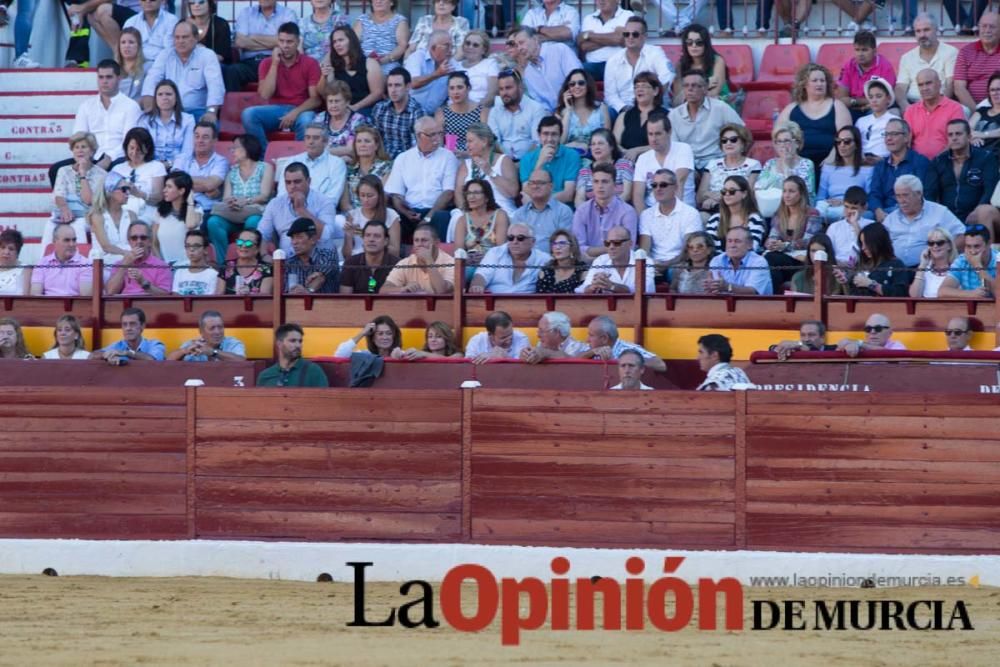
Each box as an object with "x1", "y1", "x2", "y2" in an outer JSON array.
[
  {"x1": 942, "y1": 317, "x2": 974, "y2": 351},
  {"x1": 938, "y1": 223, "x2": 997, "y2": 298},
  {"x1": 105, "y1": 221, "x2": 173, "y2": 295},
  {"x1": 577, "y1": 0, "x2": 633, "y2": 81},
  {"x1": 836, "y1": 313, "x2": 908, "y2": 357},
  {"x1": 638, "y1": 168, "x2": 701, "y2": 279},
  {"x1": 668, "y1": 70, "x2": 743, "y2": 171},
  {"x1": 924, "y1": 119, "x2": 1000, "y2": 234},
  {"x1": 601, "y1": 16, "x2": 674, "y2": 114},
  {"x1": 468, "y1": 224, "x2": 551, "y2": 294},
  {"x1": 578, "y1": 226, "x2": 654, "y2": 295}
]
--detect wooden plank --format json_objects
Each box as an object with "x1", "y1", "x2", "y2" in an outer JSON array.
[
  {"x1": 196, "y1": 477, "x2": 461, "y2": 512},
  {"x1": 0, "y1": 404, "x2": 185, "y2": 418},
  {"x1": 196, "y1": 442, "x2": 462, "y2": 479},
  {"x1": 747, "y1": 502, "x2": 1000, "y2": 524},
  {"x1": 0, "y1": 472, "x2": 185, "y2": 495},
  {"x1": 186, "y1": 385, "x2": 197, "y2": 540},
  {"x1": 746, "y1": 392, "x2": 1000, "y2": 416},
  {"x1": 0, "y1": 513, "x2": 187, "y2": 539},
  {"x1": 747, "y1": 457, "x2": 1000, "y2": 484},
  {"x1": 746, "y1": 414, "x2": 1000, "y2": 440},
  {"x1": 472, "y1": 412, "x2": 736, "y2": 438},
  {"x1": 473, "y1": 475, "x2": 735, "y2": 502},
  {"x1": 196, "y1": 509, "x2": 461, "y2": 541},
  {"x1": 748, "y1": 480, "x2": 1000, "y2": 506},
  {"x1": 734, "y1": 389, "x2": 747, "y2": 549},
  {"x1": 0, "y1": 452, "x2": 185, "y2": 474},
  {"x1": 0, "y1": 492, "x2": 185, "y2": 515},
  {"x1": 472, "y1": 455, "x2": 735, "y2": 480},
  {"x1": 0, "y1": 387, "x2": 185, "y2": 405},
  {"x1": 0, "y1": 432, "x2": 186, "y2": 452},
  {"x1": 195, "y1": 390, "x2": 461, "y2": 421},
  {"x1": 0, "y1": 417, "x2": 185, "y2": 433},
  {"x1": 472, "y1": 495, "x2": 736, "y2": 524},
  {"x1": 747, "y1": 435, "x2": 1000, "y2": 463},
  {"x1": 748, "y1": 515, "x2": 1000, "y2": 551},
  {"x1": 471, "y1": 436, "x2": 735, "y2": 458},
  {"x1": 472, "y1": 517, "x2": 734, "y2": 547},
  {"x1": 196, "y1": 419, "x2": 460, "y2": 440},
  {"x1": 461, "y1": 388, "x2": 473, "y2": 541},
  {"x1": 471, "y1": 390, "x2": 735, "y2": 413}
]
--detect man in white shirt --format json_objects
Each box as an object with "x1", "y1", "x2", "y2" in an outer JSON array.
[
  {"x1": 469, "y1": 224, "x2": 552, "y2": 294},
  {"x1": 578, "y1": 226, "x2": 655, "y2": 295},
  {"x1": 576, "y1": 0, "x2": 631, "y2": 80},
  {"x1": 520, "y1": 311, "x2": 588, "y2": 363},
  {"x1": 895, "y1": 13, "x2": 958, "y2": 111},
  {"x1": 610, "y1": 349, "x2": 654, "y2": 390},
  {"x1": 632, "y1": 111, "x2": 695, "y2": 213},
  {"x1": 602, "y1": 16, "x2": 674, "y2": 114},
  {"x1": 466, "y1": 311, "x2": 531, "y2": 364},
  {"x1": 638, "y1": 168, "x2": 702, "y2": 281},
  {"x1": 275, "y1": 123, "x2": 347, "y2": 203},
  {"x1": 521, "y1": 0, "x2": 580, "y2": 46},
  {"x1": 121, "y1": 0, "x2": 178, "y2": 62},
  {"x1": 386, "y1": 117, "x2": 459, "y2": 242}
]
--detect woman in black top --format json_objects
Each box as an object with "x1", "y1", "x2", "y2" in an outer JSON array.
[
  {"x1": 971, "y1": 72, "x2": 1000, "y2": 156},
  {"x1": 320, "y1": 26, "x2": 384, "y2": 116},
  {"x1": 839, "y1": 222, "x2": 909, "y2": 297},
  {"x1": 536, "y1": 230, "x2": 587, "y2": 293},
  {"x1": 612, "y1": 71, "x2": 663, "y2": 161},
  {"x1": 187, "y1": 0, "x2": 233, "y2": 65}
]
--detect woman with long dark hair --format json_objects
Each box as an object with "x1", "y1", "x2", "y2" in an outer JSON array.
[
  {"x1": 556, "y1": 68, "x2": 610, "y2": 152},
  {"x1": 151, "y1": 170, "x2": 202, "y2": 265},
  {"x1": 670, "y1": 231, "x2": 718, "y2": 294},
  {"x1": 613, "y1": 71, "x2": 663, "y2": 161},
  {"x1": 220, "y1": 228, "x2": 273, "y2": 295},
  {"x1": 335, "y1": 315, "x2": 403, "y2": 357},
  {"x1": 342, "y1": 174, "x2": 401, "y2": 257},
  {"x1": 674, "y1": 25, "x2": 730, "y2": 103},
  {"x1": 816, "y1": 125, "x2": 874, "y2": 223},
  {"x1": 137, "y1": 79, "x2": 195, "y2": 168},
  {"x1": 705, "y1": 175, "x2": 766, "y2": 253},
  {"x1": 836, "y1": 222, "x2": 908, "y2": 297},
  {"x1": 434, "y1": 71, "x2": 485, "y2": 154},
  {"x1": 789, "y1": 233, "x2": 843, "y2": 295},
  {"x1": 392, "y1": 321, "x2": 464, "y2": 359},
  {"x1": 186, "y1": 0, "x2": 233, "y2": 64},
  {"x1": 111, "y1": 127, "x2": 166, "y2": 218},
  {"x1": 320, "y1": 25, "x2": 384, "y2": 116}
]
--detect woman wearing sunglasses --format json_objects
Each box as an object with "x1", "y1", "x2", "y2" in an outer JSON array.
[
  {"x1": 816, "y1": 126, "x2": 874, "y2": 224},
  {"x1": 454, "y1": 178, "x2": 508, "y2": 273},
  {"x1": 909, "y1": 227, "x2": 957, "y2": 298},
  {"x1": 220, "y1": 229, "x2": 273, "y2": 295},
  {"x1": 697, "y1": 124, "x2": 760, "y2": 216},
  {"x1": 556, "y1": 68, "x2": 610, "y2": 152},
  {"x1": 535, "y1": 230, "x2": 587, "y2": 294},
  {"x1": 673, "y1": 25, "x2": 730, "y2": 103},
  {"x1": 704, "y1": 175, "x2": 766, "y2": 253},
  {"x1": 459, "y1": 30, "x2": 498, "y2": 107}
]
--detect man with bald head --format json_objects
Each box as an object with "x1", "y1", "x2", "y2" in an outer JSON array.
[
  {"x1": 836, "y1": 313, "x2": 908, "y2": 357},
  {"x1": 386, "y1": 116, "x2": 459, "y2": 241},
  {"x1": 405, "y1": 30, "x2": 462, "y2": 115},
  {"x1": 943, "y1": 317, "x2": 974, "y2": 351},
  {"x1": 578, "y1": 226, "x2": 654, "y2": 294},
  {"x1": 903, "y1": 68, "x2": 965, "y2": 159},
  {"x1": 469, "y1": 223, "x2": 552, "y2": 294},
  {"x1": 954, "y1": 12, "x2": 1000, "y2": 112},
  {"x1": 895, "y1": 14, "x2": 958, "y2": 111}
]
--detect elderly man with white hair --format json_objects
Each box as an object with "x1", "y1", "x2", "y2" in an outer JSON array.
[
  {"x1": 882, "y1": 174, "x2": 964, "y2": 267},
  {"x1": 521, "y1": 311, "x2": 589, "y2": 364},
  {"x1": 405, "y1": 30, "x2": 463, "y2": 115},
  {"x1": 386, "y1": 116, "x2": 459, "y2": 241},
  {"x1": 469, "y1": 223, "x2": 552, "y2": 294},
  {"x1": 836, "y1": 313, "x2": 908, "y2": 357},
  {"x1": 895, "y1": 14, "x2": 958, "y2": 112}
]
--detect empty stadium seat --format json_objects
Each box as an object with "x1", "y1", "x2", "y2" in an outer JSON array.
[
  {"x1": 219, "y1": 91, "x2": 265, "y2": 140},
  {"x1": 743, "y1": 44, "x2": 810, "y2": 90},
  {"x1": 264, "y1": 141, "x2": 302, "y2": 164},
  {"x1": 214, "y1": 141, "x2": 234, "y2": 160},
  {"x1": 816, "y1": 43, "x2": 857, "y2": 80},
  {"x1": 715, "y1": 44, "x2": 754, "y2": 88},
  {"x1": 742, "y1": 89, "x2": 791, "y2": 139},
  {"x1": 877, "y1": 42, "x2": 912, "y2": 72},
  {"x1": 660, "y1": 44, "x2": 683, "y2": 67}
]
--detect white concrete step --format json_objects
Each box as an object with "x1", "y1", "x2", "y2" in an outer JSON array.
[
  {"x1": 0, "y1": 213, "x2": 49, "y2": 236},
  {"x1": 0, "y1": 189, "x2": 56, "y2": 215},
  {"x1": 0, "y1": 92, "x2": 92, "y2": 116},
  {"x1": 0, "y1": 165, "x2": 50, "y2": 189},
  {"x1": 0, "y1": 68, "x2": 97, "y2": 93},
  {"x1": 0, "y1": 140, "x2": 70, "y2": 166},
  {"x1": 0, "y1": 116, "x2": 76, "y2": 141}
]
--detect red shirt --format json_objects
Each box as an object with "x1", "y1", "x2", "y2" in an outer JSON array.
[
  {"x1": 955, "y1": 40, "x2": 1000, "y2": 103},
  {"x1": 258, "y1": 54, "x2": 321, "y2": 106},
  {"x1": 903, "y1": 96, "x2": 965, "y2": 159}
]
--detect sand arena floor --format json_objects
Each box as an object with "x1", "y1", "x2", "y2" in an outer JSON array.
[{"x1": 0, "y1": 575, "x2": 996, "y2": 666}]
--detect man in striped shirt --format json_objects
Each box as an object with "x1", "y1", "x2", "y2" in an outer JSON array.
[{"x1": 954, "y1": 12, "x2": 1000, "y2": 111}]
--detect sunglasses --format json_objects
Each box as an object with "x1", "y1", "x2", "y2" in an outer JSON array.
[
  {"x1": 129, "y1": 234, "x2": 150, "y2": 241},
  {"x1": 622, "y1": 31, "x2": 643, "y2": 38},
  {"x1": 650, "y1": 181, "x2": 675, "y2": 189},
  {"x1": 507, "y1": 234, "x2": 531, "y2": 242},
  {"x1": 927, "y1": 239, "x2": 949, "y2": 247},
  {"x1": 835, "y1": 138, "x2": 855, "y2": 145},
  {"x1": 235, "y1": 239, "x2": 257, "y2": 248},
  {"x1": 604, "y1": 239, "x2": 628, "y2": 247},
  {"x1": 551, "y1": 240, "x2": 570, "y2": 247},
  {"x1": 720, "y1": 136, "x2": 741, "y2": 145},
  {"x1": 945, "y1": 329, "x2": 969, "y2": 336},
  {"x1": 464, "y1": 40, "x2": 482, "y2": 47},
  {"x1": 721, "y1": 188, "x2": 743, "y2": 195},
  {"x1": 864, "y1": 325, "x2": 890, "y2": 333},
  {"x1": 568, "y1": 80, "x2": 587, "y2": 88},
  {"x1": 685, "y1": 39, "x2": 705, "y2": 46}
]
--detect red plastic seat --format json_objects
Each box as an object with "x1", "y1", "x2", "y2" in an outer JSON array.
[
  {"x1": 219, "y1": 91, "x2": 265, "y2": 140},
  {"x1": 264, "y1": 140, "x2": 302, "y2": 165},
  {"x1": 877, "y1": 42, "x2": 913, "y2": 72},
  {"x1": 660, "y1": 44, "x2": 683, "y2": 68},
  {"x1": 742, "y1": 44, "x2": 810, "y2": 90},
  {"x1": 267, "y1": 131, "x2": 296, "y2": 142},
  {"x1": 214, "y1": 140, "x2": 233, "y2": 160},
  {"x1": 715, "y1": 44, "x2": 754, "y2": 88},
  {"x1": 742, "y1": 89, "x2": 792, "y2": 139},
  {"x1": 817, "y1": 43, "x2": 857, "y2": 80}
]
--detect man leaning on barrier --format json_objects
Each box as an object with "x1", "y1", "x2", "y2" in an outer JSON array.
[
  {"x1": 520, "y1": 311, "x2": 588, "y2": 364},
  {"x1": 91, "y1": 307, "x2": 165, "y2": 366},
  {"x1": 579, "y1": 314, "x2": 666, "y2": 373},
  {"x1": 769, "y1": 320, "x2": 838, "y2": 361},
  {"x1": 167, "y1": 310, "x2": 247, "y2": 362},
  {"x1": 836, "y1": 313, "x2": 908, "y2": 358},
  {"x1": 937, "y1": 223, "x2": 997, "y2": 299},
  {"x1": 466, "y1": 310, "x2": 531, "y2": 364}
]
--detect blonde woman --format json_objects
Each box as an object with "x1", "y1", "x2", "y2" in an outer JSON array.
[
  {"x1": 460, "y1": 29, "x2": 498, "y2": 107},
  {"x1": 42, "y1": 315, "x2": 90, "y2": 360},
  {"x1": 114, "y1": 27, "x2": 147, "y2": 101},
  {"x1": 47, "y1": 131, "x2": 106, "y2": 247},
  {"x1": 909, "y1": 227, "x2": 958, "y2": 298},
  {"x1": 755, "y1": 121, "x2": 816, "y2": 216}
]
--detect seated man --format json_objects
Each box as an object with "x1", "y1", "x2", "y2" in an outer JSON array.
[
  {"x1": 257, "y1": 322, "x2": 330, "y2": 387},
  {"x1": 284, "y1": 218, "x2": 340, "y2": 294},
  {"x1": 488, "y1": 69, "x2": 547, "y2": 161},
  {"x1": 769, "y1": 320, "x2": 838, "y2": 360},
  {"x1": 696, "y1": 333, "x2": 751, "y2": 391},
  {"x1": 924, "y1": 119, "x2": 1000, "y2": 234},
  {"x1": 943, "y1": 316, "x2": 974, "y2": 351},
  {"x1": 172, "y1": 121, "x2": 229, "y2": 215},
  {"x1": 90, "y1": 307, "x2": 165, "y2": 365},
  {"x1": 511, "y1": 170, "x2": 573, "y2": 252},
  {"x1": 105, "y1": 221, "x2": 173, "y2": 295},
  {"x1": 121, "y1": 0, "x2": 178, "y2": 62},
  {"x1": 466, "y1": 310, "x2": 531, "y2": 363},
  {"x1": 572, "y1": 162, "x2": 637, "y2": 258},
  {"x1": 29, "y1": 225, "x2": 92, "y2": 296},
  {"x1": 405, "y1": 30, "x2": 462, "y2": 116},
  {"x1": 258, "y1": 162, "x2": 339, "y2": 257},
  {"x1": 638, "y1": 167, "x2": 702, "y2": 278},
  {"x1": 225, "y1": 0, "x2": 300, "y2": 92},
  {"x1": 705, "y1": 226, "x2": 773, "y2": 295},
  {"x1": 241, "y1": 22, "x2": 321, "y2": 150},
  {"x1": 469, "y1": 224, "x2": 551, "y2": 294},
  {"x1": 340, "y1": 222, "x2": 400, "y2": 294},
  {"x1": 171, "y1": 230, "x2": 219, "y2": 295},
  {"x1": 903, "y1": 69, "x2": 964, "y2": 160},
  {"x1": 373, "y1": 68, "x2": 427, "y2": 159},
  {"x1": 836, "y1": 313, "x2": 908, "y2": 357},
  {"x1": 511, "y1": 26, "x2": 582, "y2": 112},
  {"x1": 938, "y1": 223, "x2": 997, "y2": 298},
  {"x1": 579, "y1": 314, "x2": 666, "y2": 372},
  {"x1": 275, "y1": 123, "x2": 347, "y2": 203},
  {"x1": 578, "y1": 226, "x2": 655, "y2": 294},
  {"x1": 522, "y1": 0, "x2": 580, "y2": 47},
  {"x1": 385, "y1": 117, "x2": 459, "y2": 241},
  {"x1": 611, "y1": 349, "x2": 653, "y2": 390},
  {"x1": 518, "y1": 116, "x2": 581, "y2": 205},
  {"x1": 381, "y1": 224, "x2": 455, "y2": 295},
  {"x1": 826, "y1": 186, "x2": 873, "y2": 265},
  {"x1": 668, "y1": 70, "x2": 744, "y2": 170},
  {"x1": 882, "y1": 174, "x2": 964, "y2": 267},
  {"x1": 142, "y1": 20, "x2": 224, "y2": 122},
  {"x1": 520, "y1": 311, "x2": 588, "y2": 364},
  {"x1": 166, "y1": 310, "x2": 247, "y2": 362}
]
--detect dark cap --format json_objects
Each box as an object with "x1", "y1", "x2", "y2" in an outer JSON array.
[{"x1": 288, "y1": 217, "x2": 317, "y2": 236}]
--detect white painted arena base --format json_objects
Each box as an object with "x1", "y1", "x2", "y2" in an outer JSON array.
[{"x1": 0, "y1": 539, "x2": 996, "y2": 587}]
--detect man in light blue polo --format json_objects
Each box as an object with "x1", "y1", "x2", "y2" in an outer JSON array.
[
  {"x1": 468, "y1": 224, "x2": 552, "y2": 294},
  {"x1": 881, "y1": 174, "x2": 964, "y2": 266},
  {"x1": 488, "y1": 69, "x2": 547, "y2": 160},
  {"x1": 142, "y1": 21, "x2": 224, "y2": 122},
  {"x1": 512, "y1": 26, "x2": 582, "y2": 112},
  {"x1": 167, "y1": 310, "x2": 247, "y2": 362},
  {"x1": 706, "y1": 226, "x2": 772, "y2": 295},
  {"x1": 405, "y1": 30, "x2": 462, "y2": 115},
  {"x1": 91, "y1": 307, "x2": 166, "y2": 365},
  {"x1": 172, "y1": 121, "x2": 229, "y2": 214},
  {"x1": 511, "y1": 170, "x2": 573, "y2": 253},
  {"x1": 518, "y1": 116, "x2": 581, "y2": 205},
  {"x1": 938, "y1": 223, "x2": 997, "y2": 298},
  {"x1": 257, "y1": 162, "x2": 339, "y2": 257}
]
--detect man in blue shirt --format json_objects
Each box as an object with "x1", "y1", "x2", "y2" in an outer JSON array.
[
  {"x1": 939, "y1": 224, "x2": 998, "y2": 298},
  {"x1": 91, "y1": 307, "x2": 166, "y2": 365},
  {"x1": 511, "y1": 170, "x2": 574, "y2": 252},
  {"x1": 518, "y1": 116, "x2": 581, "y2": 205},
  {"x1": 468, "y1": 223, "x2": 552, "y2": 294},
  {"x1": 405, "y1": 30, "x2": 461, "y2": 115},
  {"x1": 869, "y1": 117, "x2": 930, "y2": 222},
  {"x1": 706, "y1": 226, "x2": 773, "y2": 295},
  {"x1": 167, "y1": 310, "x2": 248, "y2": 362}
]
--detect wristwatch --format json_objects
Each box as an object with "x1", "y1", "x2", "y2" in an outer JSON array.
[
  {"x1": 306, "y1": 286, "x2": 316, "y2": 293},
  {"x1": 141, "y1": 279, "x2": 151, "y2": 290},
  {"x1": 211, "y1": 349, "x2": 219, "y2": 358},
  {"x1": 207, "y1": 106, "x2": 218, "y2": 115}
]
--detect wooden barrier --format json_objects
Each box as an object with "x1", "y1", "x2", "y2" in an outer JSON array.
[{"x1": 0, "y1": 387, "x2": 998, "y2": 555}]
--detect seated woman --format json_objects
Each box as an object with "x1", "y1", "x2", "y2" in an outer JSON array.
[
  {"x1": 575, "y1": 129, "x2": 634, "y2": 207},
  {"x1": 971, "y1": 72, "x2": 1000, "y2": 157},
  {"x1": 435, "y1": 72, "x2": 485, "y2": 155},
  {"x1": 320, "y1": 26, "x2": 384, "y2": 117},
  {"x1": 219, "y1": 229, "x2": 273, "y2": 295},
  {"x1": 171, "y1": 229, "x2": 220, "y2": 295},
  {"x1": 705, "y1": 175, "x2": 767, "y2": 253},
  {"x1": 459, "y1": 30, "x2": 498, "y2": 107},
  {"x1": 188, "y1": 0, "x2": 233, "y2": 65},
  {"x1": 909, "y1": 227, "x2": 957, "y2": 298},
  {"x1": 343, "y1": 126, "x2": 393, "y2": 211},
  {"x1": 137, "y1": 79, "x2": 195, "y2": 169},
  {"x1": 816, "y1": 125, "x2": 874, "y2": 223},
  {"x1": 353, "y1": 0, "x2": 410, "y2": 76},
  {"x1": 334, "y1": 315, "x2": 403, "y2": 357},
  {"x1": 115, "y1": 27, "x2": 148, "y2": 101},
  {"x1": 697, "y1": 124, "x2": 760, "y2": 216},
  {"x1": 301, "y1": 0, "x2": 349, "y2": 63},
  {"x1": 755, "y1": 121, "x2": 816, "y2": 216},
  {"x1": 613, "y1": 72, "x2": 663, "y2": 162},
  {"x1": 763, "y1": 175, "x2": 824, "y2": 289},
  {"x1": 0, "y1": 318, "x2": 34, "y2": 360},
  {"x1": 453, "y1": 179, "x2": 509, "y2": 268},
  {"x1": 455, "y1": 123, "x2": 518, "y2": 216},
  {"x1": 46, "y1": 132, "x2": 106, "y2": 247},
  {"x1": 392, "y1": 321, "x2": 464, "y2": 359},
  {"x1": 0, "y1": 230, "x2": 31, "y2": 296},
  {"x1": 788, "y1": 233, "x2": 844, "y2": 295},
  {"x1": 406, "y1": 0, "x2": 469, "y2": 58},
  {"x1": 150, "y1": 171, "x2": 202, "y2": 266},
  {"x1": 342, "y1": 174, "x2": 401, "y2": 258},
  {"x1": 669, "y1": 231, "x2": 717, "y2": 294},
  {"x1": 316, "y1": 81, "x2": 367, "y2": 159},
  {"x1": 535, "y1": 230, "x2": 588, "y2": 294},
  {"x1": 775, "y1": 63, "x2": 851, "y2": 172},
  {"x1": 41, "y1": 314, "x2": 90, "y2": 360},
  {"x1": 835, "y1": 222, "x2": 908, "y2": 297},
  {"x1": 556, "y1": 68, "x2": 610, "y2": 153},
  {"x1": 89, "y1": 173, "x2": 136, "y2": 272},
  {"x1": 111, "y1": 127, "x2": 166, "y2": 221},
  {"x1": 673, "y1": 25, "x2": 732, "y2": 106},
  {"x1": 206, "y1": 134, "x2": 274, "y2": 265}
]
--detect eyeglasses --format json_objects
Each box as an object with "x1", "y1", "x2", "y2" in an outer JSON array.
[
  {"x1": 720, "y1": 188, "x2": 743, "y2": 195},
  {"x1": 507, "y1": 234, "x2": 531, "y2": 242},
  {"x1": 685, "y1": 39, "x2": 705, "y2": 46},
  {"x1": 551, "y1": 240, "x2": 570, "y2": 247},
  {"x1": 189, "y1": 0, "x2": 207, "y2": 4},
  {"x1": 774, "y1": 138, "x2": 794, "y2": 145},
  {"x1": 835, "y1": 138, "x2": 855, "y2": 145},
  {"x1": 604, "y1": 239, "x2": 628, "y2": 247},
  {"x1": 526, "y1": 179, "x2": 551, "y2": 186},
  {"x1": 464, "y1": 40, "x2": 481, "y2": 47},
  {"x1": 650, "y1": 181, "x2": 675, "y2": 189},
  {"x1": 235, "y1": 239, "x2": 257, "y2": 248},
  {"x1": 129, "y1": 234, "x2": 150, "y2": 241},
  {"x1": 927, "y1": 239, "x2": 949, "y2": 247},
  {"x1": 945, "y1": 329, "x2": 969, "y2": 336},
  {"x1": 418, "y1": 131, "x2": 444, "y2": 137},
  {"x1": 466, "y1": 189, "x2": 484, "y2": 196},
  {"x1": 864, "y1": 325, "x2": 890, "y2": 333},
  {"x1": 720, "y1": 136, "x2": 741, "y2": 145},
  {"x1": 884, "y1": 131, "x2": 906, "y2": 138},
  {"x1": 568, "y1": 80, "x2": 587, "y2": 88},
  {"x1": 622, "y1": 31, "x2": 643, "y2": 38},
  {"x1": 184, "y1": 244, "x2": 205, "y2": 250}
]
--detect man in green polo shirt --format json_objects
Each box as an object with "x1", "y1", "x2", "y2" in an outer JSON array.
[
  {"x1": 518, "y1": 115, "x2": 582, "y2": 205},
  {"x1": 257, "y1": 322, "x2": 330, "y2": 387}
]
